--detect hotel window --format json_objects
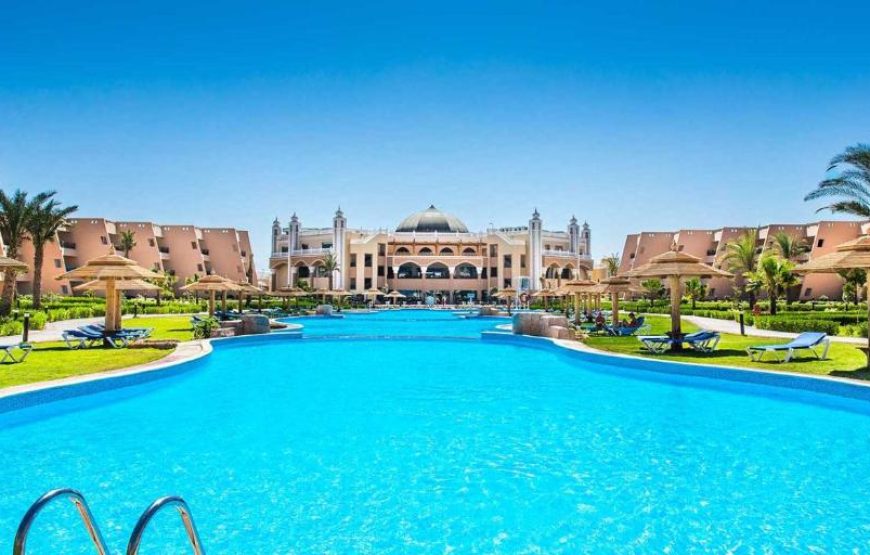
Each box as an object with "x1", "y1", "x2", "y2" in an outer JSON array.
[
  {"x1": 489, "y1": 245, "x2": 497, "y2": 257},
  {"x1": 61, "y1": 285, "x2": 69, "y2": 295},
  {"x1": 817, "y1": 239, "x2": 824, "y2": 248},
  {"x1": 301, "y1": 244, "x2": 309, "y2": 250},
  {"x1": 503, "y1": 279, "x2": 511, "y2": 288},
  {"x1": 100, "y1": 236, "x2": 108, "y2": 245},
  {"x1": 281, "y1": 246, "x2": 288, "y2": 253},
  {"x1": 54, "y1": 259, "x2": 62, "y2": 268},
  {"x1": 350, "y1": 278, "x2": 357, "y2": 290},
  {"x1": 503, "y1": 255, "x2": 512, "y2": 268},
  {"x1": 490, "y1": 266, "x2": 498, "y2": 277},
  {"x1": 419, "y1": 247, "x2": 433, "y2": 255},
  {"x1": 364, "y1": 254, "x2": 373, "y2": 267},
  {"x1": 350, "y1": 254, "x2": 357, "y2": 268},
  {"x1": 395, "y1": 247, "x2": 410, "y2": 255},
  {"x1": 804, "y1": 288, "x2": 813, "y2": 297},
  {"x1": 378, "y1": 266, "x2": 384, "y2": 276},
  {"x1": 149, "y1": 239, "x2": 156, "y2": 247},
  {"x1": 520, "y1": 255, "x2": 527, "y2": 269},
  {"x1": 322, "y1": 242, "x2": 332, "y2": 249},
  {"x1": 481, "y1": 268, "x2": 488, "y2": 279},
  {"x1": 364, "y1": 278, "x2": 372, "y2": 289},
  {"x1": 378, "y1": 244, "x2": 386, "y2": 256},
  {"x1": 232, "y1": 244, "x2": 238, "y2": 252},
  {"x1": 191, "y1": 241, "x2": 197, "y2": 249},
  {"x1": 197, "y1": 264, "x2": 204, "y2": 272},
  {"x1": 387, "y1": 267, "x2": 395, "y2": 278}
]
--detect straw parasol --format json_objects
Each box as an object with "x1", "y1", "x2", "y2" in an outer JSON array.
[
  {"x1": 386, "y1": 290, "x2": 406, "y2": 300},
  {"x1": 274, "y1": 286, "x2": 308, "y2": 310},
  {"x1": 532, "y1": 288, "x2": 557, "y2": 310},
  {"x1": 58, "y1": 251, "x2": 163, "y2": 334},
  {"x1": 180, "y1": 275, "x2": 240, "y2": 318},
  {"x1": 364, "y1": 288, "x2": 384, "y2": 305},
  {"x1": 494, "y1": 286, "x2": 518, "y2": 314},
  {"x1": 628, "y1": 247, "x2": 732, "y2": 349},
  {"x1": 235, "y1": 281, "x2": 262, "y2": 312},
  {"x1": 73, "y1": 279, "x2": 160, "y2": 293},
  {"x1": 562, "y1": 278, "x2": 597, "y2": 323},
  {"x1": 0, "y1": 256, "x2": 28, "y2": 272},
  {"x1": 590, "y1": 275, "x2": 645, "y2": 327},
  {"x1": 794, "y1": 235, "x2": 870, "y2": 365}
]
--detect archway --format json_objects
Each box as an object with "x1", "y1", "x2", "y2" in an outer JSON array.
[
  {"x1": 454, "y1": 263, "x2": 478, "y2": 279},
  {"x1": 425, "y1": 262, "x2": 450, "y2": 279},
  {"x1": 397, "y1": 262, "x2": 422, "y2": 279}
]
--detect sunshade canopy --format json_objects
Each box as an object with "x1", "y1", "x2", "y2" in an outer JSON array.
[{"x1": 57, "y1": 252, "x2": 163, "y2": 281}]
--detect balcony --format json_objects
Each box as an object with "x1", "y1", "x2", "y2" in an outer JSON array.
[
  {"x1": 290, "y1": 247, "x2": 334, "y2": 257},
  {"x1": 543, "y1": 250, "x2": 591, "y2": 260}
]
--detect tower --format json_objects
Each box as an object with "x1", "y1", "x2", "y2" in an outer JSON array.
[
  {"x1": 288, "y1": 213, "x2": 300, "y2": 251},
  {"x1": 332, "y1": 206, "x2": 347, "y2": 290},
  {"x1": 528, "y1": 208, "x2": 543, "y2": 291},
  {"x1": 568, "y1": 215, "x2": 580, "y2": 254},
  {"x1": 582, "y1": 221, "x2": 591, "y2": 256},
  {"x1": 271, "y1": 217, "x2": 281, "y2": 255}
]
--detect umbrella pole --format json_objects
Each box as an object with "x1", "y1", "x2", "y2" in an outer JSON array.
[
  {"x1": 209, "y1": 291, "x2": 216, "y2": 318},
  {"x1": 573, "y1": 293, "x2": 580, "y2": 324},
  {"x1": 669, "y1": 275, "x2": 683, "y2": 351},
  {"x1": 866, "y1": 274, "x2": 870, "y2": 368},
  {"x1": 221, "y1": 291, "x2": 227, "y2": 318},
  {"x1": 612, "y1": 291, "x2": 619, "y2": 327},
  {"x1": 104, "y1": 279, "x2": 118, "y2": 344}
]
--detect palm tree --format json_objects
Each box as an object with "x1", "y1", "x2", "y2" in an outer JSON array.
[
  {"x1": 0, "y1": 189, "x2": 52, "y2": 315},
  {"x1": 602, "y1": 253, "x2": 620, "y2": 277},
  {"x1": 804, "y1": 144, "x2": 870, "y2": 216},
  {"x1": 722, "y1": 229, "x2": 759, "y2": 308},
  {"x1": 641, "y1": 278, "x2": 664, "y2": 301},
  {"x1": 684, "y1": 277, "x2": 706, "y2": 310},
  {"x1": 838, "y1": 268, "x2": 867, "y2": 308},
  {"x1": 748, "y1": 254, "x2": 800, "y2": 315},
  {"x1": 118, "y1": 230, "x2": 137, "y2": 257},
  {"x1": 322, "y1": 252, "x2": 340, "y2": 291},
  {"x1": 771, "y1": 231, "x2": 808, "y2": 262},
  {"x1": 26, "y1": 196, "x2": 78, "y2": 309}
]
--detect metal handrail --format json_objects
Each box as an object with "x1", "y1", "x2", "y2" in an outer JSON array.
[
  {"x1": 13, "y1": 488, "x2": 109, "y2": 555},
  {"x1": 126, "y1": 496, "x2": 205, "y2": 555}
]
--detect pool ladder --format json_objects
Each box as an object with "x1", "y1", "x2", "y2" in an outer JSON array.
[{"x1": 13, "y1": 488, "x2": 206, "y2": 554}]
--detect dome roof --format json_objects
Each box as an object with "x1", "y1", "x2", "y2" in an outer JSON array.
[{"x1": 396, "y1": 205, "x2": 469, "y2": 233}]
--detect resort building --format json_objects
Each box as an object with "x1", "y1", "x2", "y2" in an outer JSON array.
[
  {"x1": 13, "y1": 219, "x2": 256, "y2": 296},
  {"x1": 620, "y1": 220, "x2": 869, "y2": 299},
  {"x1": 269, "y1": 206, "x2": 593, "y2": 302}
]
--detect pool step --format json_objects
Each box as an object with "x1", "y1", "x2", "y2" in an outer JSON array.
[{"x1": 13, "y1": 489, "x2": 205, "y2": 555}]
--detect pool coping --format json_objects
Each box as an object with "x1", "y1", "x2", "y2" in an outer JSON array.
[{"x1": 481, "y1": 331, "x2": 870, "y2": 404}]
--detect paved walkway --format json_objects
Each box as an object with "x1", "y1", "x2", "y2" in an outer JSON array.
[
  {"x1": 684, "y1": 315, "x2": 867, "y2": 345},
  {"x1": 31, "y1": 313, "x2": 200, "y2": 343}
]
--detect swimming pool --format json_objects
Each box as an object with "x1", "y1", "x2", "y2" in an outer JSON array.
[{"x1": 2, "y1": 310, "x2": 870, "y2": 552}]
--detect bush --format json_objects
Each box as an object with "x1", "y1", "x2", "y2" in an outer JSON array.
[{"x1": 755, "y1": 317, "x2": 840, "y2": 335}]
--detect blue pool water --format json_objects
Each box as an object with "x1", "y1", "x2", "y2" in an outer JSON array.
[
  {"x1": 280, "y1": 308, "x2": 509, "y2": 338},
  {"x1": 2, "y1": 310, "x2": 870, "y2": 552}
]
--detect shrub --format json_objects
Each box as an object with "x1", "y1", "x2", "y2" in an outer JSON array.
[{"x1": 755, "y1": 317, "x2": 840, "y2": 335}]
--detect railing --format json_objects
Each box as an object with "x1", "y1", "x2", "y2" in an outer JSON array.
[
  {"x1": 14, "y1": 488, "x2": 109, "y2": 555},
  {"x1": 542, "y1": 250, "x2": 592, "y2": 260},
  {"x1": 200, "y1": 248, "x2": 210, "y2": 255},
  {"x1": 158, "y1": 246, "x2": 170, "y2": 254},
  {"x1": 60, "y1": 241, "x2": 77, "y2": 250},
  {"x1": 127, "y1": 496, "x2": 205, "y2": 555},
  {"x1": 290, "y1": 247, "x2": 334, "y2": 256}
]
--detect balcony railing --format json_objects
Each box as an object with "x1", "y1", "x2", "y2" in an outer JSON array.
[
  {"x1": 290, "y1": 247, "x2": 334, "y2": 256},
  {"x1": 542, "y1": 250, "x2": 591, "y2": 259}
]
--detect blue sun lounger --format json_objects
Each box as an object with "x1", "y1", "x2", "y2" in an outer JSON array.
[
  {"x1": 638, "y1": 330, "x2": 721, "y2": 354},
  {"x1": 606, "y1": 316, "x2": 648, "y2": 336},
  {"x1": 0, "y1": 342, "x2": 32, "y2": 363},
  {"x1": 746, "y1": 332, "x2": 830, "y2": 363}
]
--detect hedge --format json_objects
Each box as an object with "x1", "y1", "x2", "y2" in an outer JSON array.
[{"x1": 754, "y1": 317, "x2": 840, "y2": 335}]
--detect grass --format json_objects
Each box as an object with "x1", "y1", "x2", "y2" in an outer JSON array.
[
  {"x1": 585, "y1": 315, "x2": 870, "y2": 381},
  {"x1": 0, "y1": 315, "x2": 202, "y2": 389}
]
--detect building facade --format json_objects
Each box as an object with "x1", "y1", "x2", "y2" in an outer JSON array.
[
  {"x1": 12, "y1": 219, "x2": 256, "y2": 296},
  {"x1": 269, "y1": 206, "x2": 593, "y2": 302},
  {"x1": 620, "y1": 220, "x2": 869, "y2": 300}
]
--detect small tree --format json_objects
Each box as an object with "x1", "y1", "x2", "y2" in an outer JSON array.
[
  {"x1": 641, "y1": 278, "x2": 665, "y2": 301},
  {"x1": 602, "y1": 253, "x2": 620, "y2": 277},
  {"x1": 0, "y1": 189, "x2": 52, "y2": 315},
  {"x1": 748, "y1": 254, "x2": 800, "y2": 315},
  {"x1": 722, "y1": 229, "x2": 760, "y2": 308},
  {"x1": 684, "y1": 277, "x2": 706, "y2": 310},
  {"x1": 838, "y1": 268, "x2": 867, "y2": 308},
  {"x1": 119, "y1": 230, "x2": 137, "y2": 257},
  {"x1": 322, "y1": 253, "x2": 340, "y2": 291}
]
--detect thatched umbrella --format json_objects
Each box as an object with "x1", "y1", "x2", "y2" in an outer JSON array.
[
  {"x1": 328, "y1": 289, "x2": 350, "y2": 308},
  {"x1": 532, "y1": 288, "x2": 557, "y2": 310},
  {"x1": 235, "y1": 281, "x2": 262, "y2": 313},
  {"x1": 58, "y1": 252, "x2": 162, "y2": 334},
  {"x1": 276, "y1": 286, "x2": 308, "y2": 311},
  {"x1": 794, "y1": 235, "x2": 870, "y2": 365},
  {"x1": 0, "y1": 256, "x2": 29, "y2": 311},
  {"x1": 494, "y1": 287, "x2": 518, "y2": 314},
  {"x1": 589, "y1": 276, "x2": 645, "y2": 327},
  {"x1": 180, "y1": 275, "x2": 240, "y2": 318},
  {"x1": 364, "y1": 288, "x2": 383, "y2": 306},
  {"x1": 562, "y1": 278, "x2": 596, "y2": 323},
  {"x1": 628, "y1": 248, "x2": 732, "y2": 349}
]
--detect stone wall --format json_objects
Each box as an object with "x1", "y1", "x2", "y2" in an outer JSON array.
[{"x1": 512, "y1": 312, "x2": 572, "y2": 340}]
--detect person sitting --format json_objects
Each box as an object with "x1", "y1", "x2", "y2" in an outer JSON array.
[
  {"x1": 628, "y1": 312, "x2": 638, "y2": 327},
  {"x1": 594, "y1": 312, "x2": 606, "y2": 331}
]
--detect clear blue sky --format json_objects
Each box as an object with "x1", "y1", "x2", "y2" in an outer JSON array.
[{"x1": 2, "y1": 1, "x2": 869, "y2": 269}]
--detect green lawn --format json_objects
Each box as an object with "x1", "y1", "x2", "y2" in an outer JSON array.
[
  {"x1": 0, "y1": 343, "x2": 170, "y2": 388},
  {"x1": 0, "y1": 315, "x2": 201, "y2": 389},
  {"x1": 122, "y1": 315, "x2": 199, "y2": 341},
  {"x1": 585, "y1": 315, "x2": 870, "y2": 381}
]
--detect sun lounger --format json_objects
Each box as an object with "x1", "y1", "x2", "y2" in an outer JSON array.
[
  {"x1": 638, "y1": 330, "x2": 721, "y2": 354},
  {"x1": 606, "y1": 317, "x2": 648, "y2": 337},
  {"x1": 746, "y1": 332, "x2": 830, "y2": 363},
  {"x1": 67, "y1": 326, "x2": 130, "y2": 349},
  {"x1": 0, "y1": 342, "x2": 32, "y2": 363},
  {"x1": 62, "y1": 328, "x2": 104, "y2": 349}
]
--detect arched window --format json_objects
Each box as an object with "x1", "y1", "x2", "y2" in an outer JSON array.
[
  {"x1": 313, "y1": 263, "x2": 328, "y2": 277},
  {"x1": 545, "y1": 265, "x2": 560, "y2": 279},
  {"x1": 296, "y1": 266, "x2": 311, "y2": 278},
  {"x1": 418, "y1": 247, "x2": 433, "y2": 255},
  {"x1": 462, "y1": 247, "x2": 476, "y2": 255},
  {"x1": 454, "y1": 263, "x2": 478, "y2": 279},
  {"x1": 561, "y1": 267, "x2": 573, "y2": 279},
  {"x1": 397, "y1": 262, "x2": 422, "y2": 279},
  {"x1": 426, "y1": 262, "x2": 450, "y2": 279},
  {"x1": 395, "y1": 246, "x2": 410, "y2": 255},
  {"x1": 439, "y1": 247, "x2": 454, "y2": 255}
]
